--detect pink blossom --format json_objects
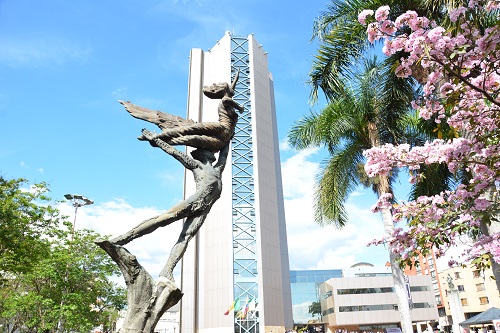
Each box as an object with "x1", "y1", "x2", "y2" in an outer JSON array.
[
  {"x1": 394, "y1": 10, "x2": 418, "y2": 28},
  {"x1": 358, "y1": 9, "x2": 374, "y2": 25},
  {"x1": 367, "y1": 22, "x2": 380, "y2": 43},
  {"x1": 427, "y1": 27, "x2": 446, "y2": 43},
  {"x1": 375, "y1": 6, "x2": 390, "y2": 22},
  {"x1": 360, "y1": 3, "x2": 500, "y2": 271},
  {"x1": 449, "y1": 7, "x2": 467, "y2": 22},
  {"x1": 380, "y1": 20, "x2": 397, "y2": 34},
  {"x1": 486, "y1": 0, "x2": 500, "y2": 10}
]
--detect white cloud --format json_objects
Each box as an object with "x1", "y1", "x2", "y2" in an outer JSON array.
[
  {"x1": 58, "y1": 199, "x2": 183, "y2": 283},
  {"x1": 280, "y1": 147, "x2": 319, "y2": 199},
  {"x1": 111, "y1": 87, "x2": 129, "y2": 99},
  {"x1": 0, "y1": 34, "x2": 91, "y2": 68},
  {"x1": 281, "y1": 148, "x2": 390, "y2": 271},
  {"x1": 61, "y1": 146, "x2": 391, "y2": 287}
]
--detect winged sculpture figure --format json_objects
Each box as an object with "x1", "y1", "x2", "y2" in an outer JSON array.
[{"x1": 119, "y1": 71, "x2": 244, "y2": 153}]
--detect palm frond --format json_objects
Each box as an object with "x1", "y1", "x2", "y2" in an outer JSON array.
[{"x1": 315, "y1": 144, "x2": 365, "y2": 227}]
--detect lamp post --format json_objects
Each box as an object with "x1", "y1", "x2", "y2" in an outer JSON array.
[
  {"x1": 64, "y1": 194, "x2": 93, "y2": 241},
  {"x1": 56, "y1": 194, "x2": 93, "y2": 333}
]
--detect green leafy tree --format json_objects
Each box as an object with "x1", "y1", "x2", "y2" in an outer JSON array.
[
  {"x1": 0, "y1": 177, "x2": 62, "y2": 278},
  {"x1": 308, "y1": 301, "x2": 322, "y2": 318},
  {"x1": 0, "y1": 177, "x2": 126, "y2": 333},
  {"x1": 289, "y1": 57, "x2": 417, "y2": 333}
]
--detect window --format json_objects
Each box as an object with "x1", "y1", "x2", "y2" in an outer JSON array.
[
  {"x1": 476, "y1": 283, "x2": 486, "y2": 291},
  {"x1": 473, "y1": 270, "x2": 481, "y2": 278},
  {"x1": 455, "y1": 272, "x2": 462, "y2": 279},
  {"x1": 337, "y1": 287, "x2": 393, "y2": 295},
  {"x1": 322, "y1": 308, "x2": 334, "y2": 315},
  {"x1": 461, "y1": 298, "x2": 468, "y2": 306},
  {"x1": 479, "y1": 297, "x2": 489, "y2": 305},
  {"x1": 410, "y1": 286, "x2": 431, "y2": 291},
  {"x1": 338, "y1": 303, "x2": 433, "y2": 312},
  {"x1": 457, "y1": 285, "x2": 465, "y2": 292}
]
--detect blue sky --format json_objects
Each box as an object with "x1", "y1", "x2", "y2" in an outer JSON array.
[{"x1": 0, "y1": 0, "x2": 396, "y2": 278}]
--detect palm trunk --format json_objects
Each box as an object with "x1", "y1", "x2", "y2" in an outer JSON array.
[
  {"x1": 479, "y1": 188, "x2": 500, "y2": 291},
  {"x1": 368, "y1": 121, "x2": 413, "y2": 333},
  {"x1": 379, "y1": 177, "x2": 414, "y2": 333}
]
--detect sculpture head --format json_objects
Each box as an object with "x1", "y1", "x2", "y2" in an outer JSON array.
[
  {"x1": 202, "y1": 69, "x2": 240, "y2": 99},
  {"x1": 191, "y1": 149, "x2": 216, "y2": 164}
]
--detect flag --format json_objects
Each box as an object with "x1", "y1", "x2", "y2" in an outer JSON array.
[
  {"x1": 248, "y1": 298, "x2": 256, "y2": 313},
  {"x1": 234, "y1": 299, "x2": 243, "y2": 318},
  {"x1": 242, "y1": 298, "x2": 253, "y2": 319},
  {"x1": 224, "y1": 297, "x2": 240, "y2": 315}
]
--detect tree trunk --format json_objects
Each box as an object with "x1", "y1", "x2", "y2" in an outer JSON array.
[
  {"x1": 95, "y1": 240, "x2": 183, "y2": 333},
  {"x1": 479, "y1": 188, "x2": 500, "y2": 291},
  {"x1": 379, "y1": 179, "x2": 414, "y2": 333},
  {"x1": 368, "y1": 121, "x2": 413, "y2": 333}
]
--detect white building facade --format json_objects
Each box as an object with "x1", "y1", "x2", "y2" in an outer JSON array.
[
  {"x1": 319, "y1": 268, "x2": 439, "y2": 332},
  {"x1": 180, "y1": 32, "x2": 293, "y2": 333}
]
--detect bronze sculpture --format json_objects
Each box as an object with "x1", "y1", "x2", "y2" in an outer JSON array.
[
  {"x1": 96, "y1": 72, "x2": 243, "y2": 333},
  {"x1": 120, "y1": 70, "x2": 243, "y2": 152}
]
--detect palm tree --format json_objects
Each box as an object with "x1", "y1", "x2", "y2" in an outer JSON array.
[
  {"x1": 309, "y1": 0, "x2": 455, "y2": 103},
  {"x1": 306, "y1": 0, "x2": 500, "y2": 316},
  {"x1": 289, "y1": 57, "x2": 419, "y2": 333}
]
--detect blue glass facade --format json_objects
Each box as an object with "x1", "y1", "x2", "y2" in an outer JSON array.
[{"x1": 290, "y1": 270, "x2": 343, "y2": 324}]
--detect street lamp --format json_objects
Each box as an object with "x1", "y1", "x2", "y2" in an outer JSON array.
[{"x1": 64, "y1": 194, "x2": 93, "y2": 241}]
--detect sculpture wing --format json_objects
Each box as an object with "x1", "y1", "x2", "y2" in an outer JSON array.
[{"x1": 119, "y1": 100, "x2": 195, "y2": 130}]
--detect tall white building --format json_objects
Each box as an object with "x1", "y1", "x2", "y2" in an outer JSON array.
[{"x1": 180, "y1": 32, "x2": 293, "y2": 333}]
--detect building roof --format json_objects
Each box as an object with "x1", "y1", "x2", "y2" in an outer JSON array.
[
  {"x1": 460, "y1": 307, "x2": 500, "y2": 325},
  {"x1": 350, "y1": 262, "x2": 374, "y2": 268}
]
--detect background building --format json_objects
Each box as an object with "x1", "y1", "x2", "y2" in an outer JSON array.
[
  {"x1": 290, "y1": 269, "x2": 343, "y2": 325},
  {"x1": 405, "y1": 249, "x2": 447, "y2": 331},
  {"x1": 180, "y1": 32, "x2": 293, "y2": 333},
  {"x1": 440, "y1": 264, "x2": 500, "y2": 330},
  {"x1": 154, "y1": 304, "x2": 180, "y2": 333},
  {"x1": 319, "y1": 274, "x2": 438, "y2": 333}
]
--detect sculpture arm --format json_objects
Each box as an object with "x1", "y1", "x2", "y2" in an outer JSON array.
[
  {"x1": 215, "y1": 139, "x2": 230, "y2": 172},
  {"x1": 222, "y1": 96, "x2": 244, "y2": 113},
  {"x1": 141, "y1": 129, "x2": 198, "y2": 170}
]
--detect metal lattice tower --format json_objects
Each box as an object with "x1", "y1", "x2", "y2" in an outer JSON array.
[{"x1": 231, "y1": 35, "x2": 259, "y2": 333}]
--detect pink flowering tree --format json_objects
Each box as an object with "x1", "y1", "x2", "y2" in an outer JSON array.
[{"x1": 359, "y1": 0, "x2": 500, "y2": 284}]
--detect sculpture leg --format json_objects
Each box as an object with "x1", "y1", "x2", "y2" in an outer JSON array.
[
  {"x1": 159, "y1": 214, "x2": 207, "y2": 281},
  {"x1": 111, "y1": 207, "x2": 188, "y2": 245}
]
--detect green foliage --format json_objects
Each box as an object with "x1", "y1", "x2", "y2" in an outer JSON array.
[
  {"x1": 0, "y1": 176, "x2": 126, "y2": 333},
  {"x1": 0, "y1": 177, "x2": 62, "y2": 277},
  {"x1": 308, "y1": 301, "x2": 322, "y2": 317},
  {"x1": 289, "y1": 57, "x2": 418, "y2": 227},
  {"x1": 309, "y1": 0, "x2": 454, "y2": 102}
]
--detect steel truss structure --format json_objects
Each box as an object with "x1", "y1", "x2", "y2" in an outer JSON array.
[{"x1": 230, "y1": 35, "x2": 259, "y2": 333}]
